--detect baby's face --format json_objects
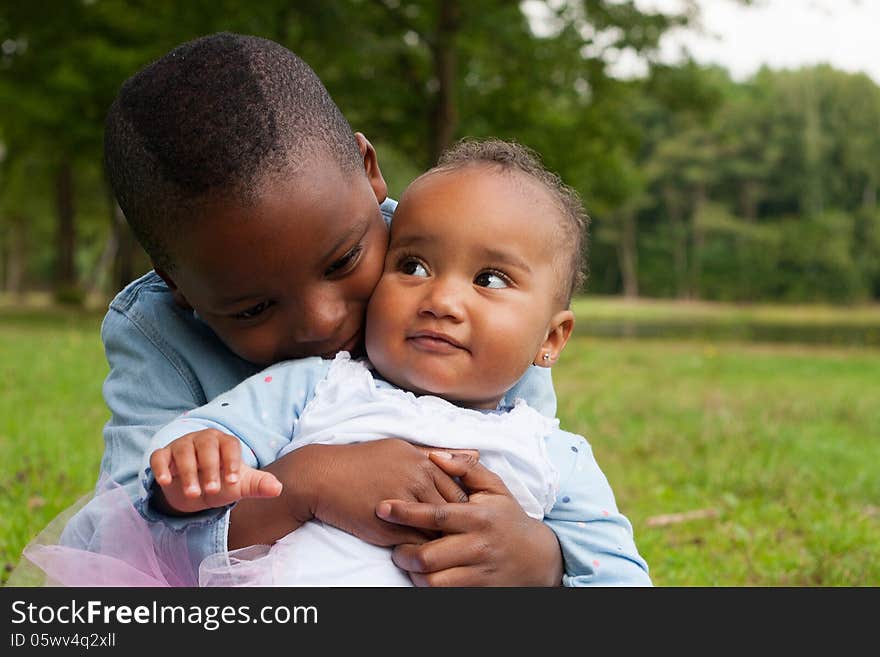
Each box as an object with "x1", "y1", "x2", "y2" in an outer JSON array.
[
  {"x1": 365, "y1": 166, "x2": 566, "y2": 409},
  {"x1": 162, "y1": 156, "x2": 388, "y2": 366}
]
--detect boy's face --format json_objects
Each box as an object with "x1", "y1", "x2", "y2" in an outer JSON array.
[
  {"x1": 365, "y1": 166, "x2": 571, "y2": 409},
  {"x1": 159, "y1": 150, "x2": 388, "y2": 366}
]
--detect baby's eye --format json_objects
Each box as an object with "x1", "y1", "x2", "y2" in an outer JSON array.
[
  {"x1": 474, "y1": 271, "x2": 510, "y2": 289},
  {"x1": 400, "y1": 258, "x2": 429, "y2": 278},
  {"x1": 325, "y1": 245, "x2": 363, "y2": 277},
  {"x1": 232, "y1": 300, "x2": 274, "y2": 319}
]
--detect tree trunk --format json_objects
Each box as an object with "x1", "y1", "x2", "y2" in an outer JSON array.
[
  {"x1": 689, "y1": 184, "x2": 706, "y2": 300},
  {"x1": 54, "y1": 158, "x2": 77, "y2": 293},
  {"x1": 4, "y1": 214, "x2": 27, "y2": 296},
  {"x1": 664, "y1": 186, "x2": 689, "y2": 299},
  {"x1": 427, "y1": 0, "x2": 460, "y2": 166},
  {"x1": 617, "y1": 209, "x2": 639, "y2": 298},
  {"x1": 740, "y1": 180, "x2": 759, "y2": 222},
  {"x1": 863, "y1": 179, "x2": 877, "y2": 210}
]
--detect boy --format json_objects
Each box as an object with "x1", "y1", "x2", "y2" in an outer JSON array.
[{"x1": 69, "y1": 32, "x2": 564, "y2": 585}]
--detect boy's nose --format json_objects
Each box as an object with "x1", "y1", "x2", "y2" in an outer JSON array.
[{"x1": 294, "y1": 295, "x2": 348, "y2": 343}]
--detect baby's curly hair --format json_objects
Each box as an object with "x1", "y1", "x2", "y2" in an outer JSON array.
[
  {"x1": 433, "y1": 138, "x2": 589, "y2": 306},
  {"x1": 104, "y1": 32, "x2": 362, "y2": 271}
]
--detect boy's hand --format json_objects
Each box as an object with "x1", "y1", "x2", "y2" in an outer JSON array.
[
  {"x1": 227, "y1": 439, "x2": 472, "y2": 550},
  {"x1": 376, "y1": 452, "x2": 564, "y2": 587},
  {"x1": 150, "y1": 429, "x2": 282, "y2": 515}
]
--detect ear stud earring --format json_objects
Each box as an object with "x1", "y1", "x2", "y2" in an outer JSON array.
[{"x1": 542, "y1": 353, "x2": 552, "y2": 362}]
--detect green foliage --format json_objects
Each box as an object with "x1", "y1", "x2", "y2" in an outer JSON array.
[{"x1": 1, "y1": 2, "x2": 880, "y2": 303}]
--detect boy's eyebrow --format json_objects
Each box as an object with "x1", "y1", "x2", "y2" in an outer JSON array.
[
  {"x1": 215, "y1": 290, "x2": 265, "y2": 307},
  {"x1": 216, "y1": 217, "x2": 373, "y2": 308},
  {"x1": 322, "y1": 216, "x2": 370, "y2": 263}
]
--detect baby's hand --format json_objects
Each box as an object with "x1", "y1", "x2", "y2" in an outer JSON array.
[{"x1": 150, "y1": 429, "x2": 282, "y2": 515}]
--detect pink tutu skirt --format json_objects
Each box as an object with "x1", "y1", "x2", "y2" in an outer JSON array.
[{"x1": 11, "y1": 476, "x2": 196, "y2": 587}]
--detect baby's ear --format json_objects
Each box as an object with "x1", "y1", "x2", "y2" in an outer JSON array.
[
  {"x1": 532, "y1": 309, "x2": 575, "y2": 367},
  {"x1": 153, "y1": 266, "x2": 193, "y2": 311}
]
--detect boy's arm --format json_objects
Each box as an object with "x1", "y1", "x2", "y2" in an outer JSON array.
[
  {"x1": 542, "y1": 430, "x2": 652, "y2": 586},
  {"x1": 98, "y1": 305, "x2": 206, "y2": 494}
]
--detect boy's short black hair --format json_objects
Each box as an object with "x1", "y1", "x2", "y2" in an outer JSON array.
[
  {"x1": 432, "y1": 138, "x2": 589, "y2": 306},
  {"x1": 104, "y1": 32, "x2": 362, "y2": 270}
]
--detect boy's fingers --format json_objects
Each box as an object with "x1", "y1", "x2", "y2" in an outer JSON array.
[
  {"x1": 376, "y1": 499, "x2": 479, "y2": 533},
  {"x1": 431, "y1": 469, "x2": 469, "y2": 504},
  {"x1": 238, "y1": 467, "x2": 283, "y2": 499},
  {"x1": 415, "y1": 446, "x2": 479, "y2": 461},
  {"x1": 428, "y1": 451, "x2": 510, "y2": 496},
  {"x1": 413, "y1": 446, "x2": 476, "y2": 503},
  {"x1": 391, "y1": 534, "x2": 480, "y2": 575},
  {"x1": 170, "y1": 441, "x2": 200, "y2": 496}
]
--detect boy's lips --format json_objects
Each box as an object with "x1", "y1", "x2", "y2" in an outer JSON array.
[
  {"x1": 407, "y1": 330, "x2": 467, "y2": 354},
  {"x1": 322, "y1": 330, "x2": 362, "y2": 359}
]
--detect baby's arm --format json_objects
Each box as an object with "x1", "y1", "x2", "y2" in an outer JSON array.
[
  {"x1": 543, "y1": 430, "x2": 652, "y2": 586},
  {"x1": 140, "y1": 357, "x2": 330, "y2": 521},
  {"x1": 149, "y1": 431, "x2": 281, "y2": 515}
]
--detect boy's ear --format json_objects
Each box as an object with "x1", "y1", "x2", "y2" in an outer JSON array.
[
  {"x1": 533, "y1": 309, "x2": 575, "y2": 367},
  {"x1": 153, "y1": 265, "x2": 193, "y2": 311},
  {"x1": 355, "y1": 132, "x2": 388, "y2": 204}
]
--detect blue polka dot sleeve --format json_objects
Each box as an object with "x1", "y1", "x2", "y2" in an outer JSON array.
[{"x1": 542, "y1": 429, "x2": 652, "y2": 586}]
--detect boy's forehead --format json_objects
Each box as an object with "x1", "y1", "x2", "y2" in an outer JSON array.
[{"x1": 172, "y1": 161, "x2": 377, "y2": 269}]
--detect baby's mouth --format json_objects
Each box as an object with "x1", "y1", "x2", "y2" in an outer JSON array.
[{"x1": 407, "y1": 330, "x2": 468, "y2": 353}]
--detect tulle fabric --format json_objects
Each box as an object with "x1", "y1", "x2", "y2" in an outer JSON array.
[{"x1": 10, "y1": 476, "x2": 195, "y2": 587}]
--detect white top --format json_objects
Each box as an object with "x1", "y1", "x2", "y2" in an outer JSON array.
[{"x1": 199, "y1": 353, "x2": 560, "y2": 586}]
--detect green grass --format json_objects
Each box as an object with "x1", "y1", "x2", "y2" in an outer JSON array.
[
  {"x1": 0, "y1": 307, "x2": 108, "y2": 584},
  {"x1": 555, "y1": 338, "x2": 880, "y2": 585},
  {"x1": 2, "y1": 299, "x2": 879, "y2": 585}
]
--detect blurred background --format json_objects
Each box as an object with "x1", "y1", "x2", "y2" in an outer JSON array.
[{"x1": 1, "y1": 0, "x2": 878, "y2": 586}]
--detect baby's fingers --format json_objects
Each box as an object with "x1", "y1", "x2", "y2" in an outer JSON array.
[
  {"x1": 169, "y1": 440, "x2": 201, "y2": 497},
  {"x1": 237, "y1": 466, "x2": 283, "y2": 499},
  {"x1": 149, "y1": 448, "x2": 174, "y2": 487},
  {"x1": 194, "y1": 437, "x2": 224, "y2": 494},
  {"x1": 219, "y1": 436, "x2": 243, "y2": 485}
]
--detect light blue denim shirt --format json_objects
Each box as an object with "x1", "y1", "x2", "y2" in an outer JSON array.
[{"x1": 61, "y1": 198, "x2": 562, "y2": 583}]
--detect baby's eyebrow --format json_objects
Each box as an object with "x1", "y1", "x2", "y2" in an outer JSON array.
[
  {"x1": 477, "y1": 247, "x2": 532, "y2": 274},
  {"x1": 389, "y1": 234, "x2": 430, "y2": 251}
]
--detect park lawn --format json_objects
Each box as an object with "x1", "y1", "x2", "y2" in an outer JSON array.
[
  {"x1": 1, "y1": 302, "x2": 878, "y2": 586},
  {"x1": 555, "y1": 338, "x2": 880, "y2": 586},
  {"x1": 0, "y1": 309, "x2": 108, "y2": 585}
]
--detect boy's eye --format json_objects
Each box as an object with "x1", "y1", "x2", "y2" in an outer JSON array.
[
  {"x1": 325, "y1": 245, "x2": 363, "y2": 277},
  {"x1": 474, "y1": 271, "x2": 510, "y2": 289},
  {"x1": 232, "y1": 300, "x2": 274, "y2": 320},
  {"x1": 400, "y1": 258, "x2": 429, "y2": 278}
]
